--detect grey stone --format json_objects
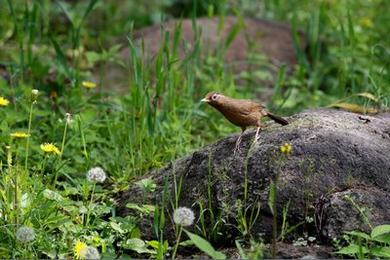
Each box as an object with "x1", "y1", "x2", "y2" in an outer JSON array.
[{"x1": 117, "y1": 108, "x2": 390, "y2": 256}]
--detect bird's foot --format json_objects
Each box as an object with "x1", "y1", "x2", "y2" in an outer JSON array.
[
  {"x1": 233, "y1": 143, "x2": 242, "y2": 155},
  {"x1": 254, "y1": 126, "x2": 263, "y2": 142}
]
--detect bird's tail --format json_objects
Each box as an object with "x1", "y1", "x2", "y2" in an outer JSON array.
[{"x1": 266, "y1": 112, "x2": 289, "y2": 125}]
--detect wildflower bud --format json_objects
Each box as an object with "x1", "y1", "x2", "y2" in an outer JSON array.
[
  {"x1": 173, "y1": 207, "x2": 195, "y2": 227},
  {"x1": 65, "y1": 113, "x2": 73, "y2": 124},
  {"x1": 16, "y1": 226, "x2": 36, "y2": 243},
  {"x1": 86, "y1": 167, "x2": 107, "y2": 183},
  {"x1": 280, "y1": 143, "x2": 293, "y2": 155},
  {"x1": 86, "y1": 246, "x2": 100, "y2": 260},
  {"x1": 31, "y1": 89, "x2": 38, "y2": 102}
]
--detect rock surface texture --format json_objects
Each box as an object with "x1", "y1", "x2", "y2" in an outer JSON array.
[{"x1": 118, "y1": 109, "x2": 390, "y2": 258}]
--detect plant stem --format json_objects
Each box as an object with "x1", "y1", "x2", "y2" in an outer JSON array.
[
  {"x1": 171, "y1": 225, "x2": 183, "y2": 260},
  {"x1": 6, "y1": 146, "x2": 18, "y2": 228},
  {"x1": 53, "y1": 119, "x2": 69, "y2": 186},
  {"x1": 271, "y1": 178, "x2": 278, "y2": 259},
  {"x1": 85, "y1": 183, "x2": 96, "y2": 227},
  {"x1": 25, "y1": 101, "x2": 34, "y2": 172}
]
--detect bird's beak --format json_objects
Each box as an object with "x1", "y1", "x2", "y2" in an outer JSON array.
[{"x1": 201, "y1": 98, "x2": 209, "y2": 103}]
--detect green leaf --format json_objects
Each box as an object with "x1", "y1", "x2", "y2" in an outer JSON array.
[
  {"x1": 370, "y1": 247, "x2": 390, "y2": 258},
  {"x1": 268, "y1": 180, "x2": 276, "y2": 216},
  {"x1": 126, "y1": 203, "x2": 155, "y2": 214},
  {"x1": 336, "y1": 244, "x2": 368, "y2": 255},
  {"x1": 122, "y1": 238, "x2": 155, "y2": 254},
  {"x1": 344, "y1": 231, "x2": 370, "y2": 240},
  {"x1": 147, "y1": 240, "x2": 160, "y2": 249},
  {"x1": 183, "y1": 230, "x2": 226, "y2": 260},
  {"x1": 371, "y1": 224, "x2": 390, "y2": 238},
  {"x1": 371, "y1": 234, "x2": 390, "y2": 244},
  {"x1": 110, "y1": 221, "x2": 125, "y2": 234}
]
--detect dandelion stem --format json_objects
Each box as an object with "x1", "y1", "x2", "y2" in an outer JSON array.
[
  {"x1": 171, "y1": 225, "x2": 183, "y2": 260},
  {"x1": 85, "y1": 183, "x2": 96, "y2": 227},
  {"x1": 60, "y1": 119, "x2": 68, "y2": 159},
  {"x1": 24, "y1": 101, "x2": 34, "y2": 172},
  {"x1": 53, "y1": 119, "x2": 69, "y2": 186},
  {"x1": 6, "y1": 146, "x2": 18, "y2": 228}
]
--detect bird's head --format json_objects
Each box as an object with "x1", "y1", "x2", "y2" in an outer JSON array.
[{"x1": 201, "y1": 92, "x2": 223, "y2": 106}]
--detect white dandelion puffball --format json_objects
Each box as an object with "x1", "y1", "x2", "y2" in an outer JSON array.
[
  {"x1": 31, "y1": 89, "x2": 39, "y2": 96},
  {"x1": 86, "y1": 246, "x2": 100, "y2": 260},
  {"x1": 16, "y1": 226, "x2": 36, "y2": 243},
  {"x1": 86, "y1": 167, "x2": 107, "y2": 183},
  {"x1": 173, "y1": 207, "x2": 195, "y2": 226}
]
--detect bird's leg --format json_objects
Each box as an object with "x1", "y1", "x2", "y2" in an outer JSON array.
[
  {"x1": 234, "y1": 128, "x2": 246, "y2": 154},
  {"x1": 255, "y1": 122, "x2": 262, "y2": 142}
]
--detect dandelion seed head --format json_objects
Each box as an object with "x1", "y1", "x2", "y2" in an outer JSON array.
[
  {"x1": 86, "y1": 167, "x2": 107, "y2": 183},
  {"x1": 31, "y1": 89, "x2": 39, "y2": 102},
  {"x1": 85, "y1": 246, "x2": 100, "y2": 260},
  {"x1": 65, "y1": 113, "x2": 73, "y2": 124},
  {"x1": 173, "y1": 207, "x2": 195, "y2": 226},
  {"x1": 16, "y1": 226, "x2": 35, "y2": 243}
]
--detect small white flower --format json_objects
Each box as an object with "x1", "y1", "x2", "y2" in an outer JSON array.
[
  {"x1": 86, "y1": 167, "x2": 107, "y2": 183},
  {"x1": 16, "y1": 226, "x2": 36, "y2": 243},
  {"x1": 173, "y1": 207, "x2": 195, "y2": 227},
  {"x1": 85, "y1": 246, "x2": 100, "y2": 259}
]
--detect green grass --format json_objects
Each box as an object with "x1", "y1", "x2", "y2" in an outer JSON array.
[{"x1": 0, "y1": 0, "x2": 389, "y2": 258}]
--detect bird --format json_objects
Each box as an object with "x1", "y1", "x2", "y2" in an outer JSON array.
[{"x1": 201, "y1": 92, "x2": 289, "y2": 153}]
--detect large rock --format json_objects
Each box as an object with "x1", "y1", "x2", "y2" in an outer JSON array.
[{"x1": 117, "y1": 109, "x2": 390, "y2": 256}]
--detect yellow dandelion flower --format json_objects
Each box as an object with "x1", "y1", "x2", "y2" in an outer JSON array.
[
  {"x1": 0, "y1": 96, "x2": 10, "y2": 106},
  {"x1": 40, "y1": 143, "x2": 61, "y2": 155},
  {"x1": 280, "y1": 143, "x2": 292, "y2": 155},
  {"x1": 74, "y1": 240, "x2": 88, "y2": 260},
  {"x1": 10, "y1": 132, "x2": 30, "y2": 139},
  {"x1": 81, "y1": 81, "x2": 97, "y2": 89}
]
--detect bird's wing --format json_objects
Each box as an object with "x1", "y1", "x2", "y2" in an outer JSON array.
[{"x1": 231, "y1": 99, "x2": 264, "y2": 115}]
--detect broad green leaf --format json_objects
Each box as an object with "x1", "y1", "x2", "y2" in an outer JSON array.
[
  {"x1": 371, "y1": 224, "x2": 390, "y2": 238},
  {"x1": 336, "y1": 244, "x2": 368, "y2": 255},
  {"x1": 122, "y1": 238, "x2": 155, "y2": 254},
  {"x1": 344, "y1": 231, "x2": 370, "y2": 240},
  {"x1": 370, "y1": 247, "x2": 390, "y2": 258},
  {"x1": 147, "y1": 240, "x2": 160, "y2": 249},
  {"x1": 371, "y1": 234, "x2": 390, "y2": 244},
  {"x1": 110, "y1": 221, "x2": 125, "y2": 234},
  {"x1": 184, "y1": 230, "x2": 226, "y2": 260}
]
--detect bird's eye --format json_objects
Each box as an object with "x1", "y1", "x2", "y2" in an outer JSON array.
[{"x1": 211, "y1": 94, "x2": 219, "y2": 101}]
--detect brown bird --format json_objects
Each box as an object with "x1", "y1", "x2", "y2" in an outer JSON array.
[{"x1": 201, "y1": 92, "x2": 289, "y2": 152}]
